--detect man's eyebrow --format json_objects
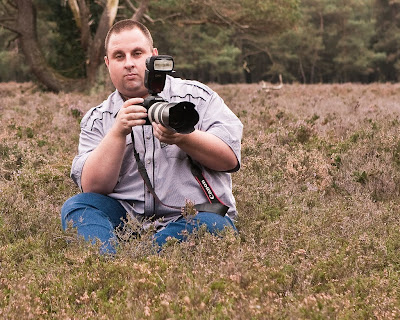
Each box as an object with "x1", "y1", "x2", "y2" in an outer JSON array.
[
  {"x1": 131, "y1": 46, "x2": 147, "y2": 52},
  {"x1": 110, "y1": 49, "x2": 124, "y2": 56},
  {"x1": 108, "y1": 46, "x2": 150, "y2": 57}
]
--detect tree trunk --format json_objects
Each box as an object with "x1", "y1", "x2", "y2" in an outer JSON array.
[
  {"x1": 74, "y1": 0, "x2": 119, "y2": 84},
  {"x1": 16, "y1": 0, "x2": 84, "y2": 92},
  {"x1": 13, "y1": 0, "x2": 120, "y2": 92},
  {"x1": 299, "y1": 58, "x2": 307, "y2": 84}
]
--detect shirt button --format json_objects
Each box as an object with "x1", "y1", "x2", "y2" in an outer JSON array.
[
  {"x1": 146, "y1": 135, "x2": 151, "y2": 140},
  {"x1": 146, "y1": 159, "x2": 151, "y2": 164}
]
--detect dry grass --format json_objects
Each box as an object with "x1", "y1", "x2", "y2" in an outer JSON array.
[{"x1": 1, "y1": 81, "x2": 400, "y2": 319}]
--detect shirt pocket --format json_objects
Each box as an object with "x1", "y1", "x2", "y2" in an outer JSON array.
[{"x1": 162, "y1": 144, "x2": 187, "y2": 159}]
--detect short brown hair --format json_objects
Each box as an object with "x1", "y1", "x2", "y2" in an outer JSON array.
[{"x1": 104, "y1": 19, "x2": 154, "y2": 54}]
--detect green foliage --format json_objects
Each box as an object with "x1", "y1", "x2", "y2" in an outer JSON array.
[
  {"x1": 353, "y1": 170, "x2": 369, "y2": 184},
  {"x1": 148, "y1": 0, "x2": 300, "y2": 82},
  {"x1": 35, "y1": 0, "x2": 86, "y2": 78},
  {"x1": 33, "y1": 0, "x2": 104, "y2": 79},
  {"x1": 260, "y1": 0, "x2": 381, "y2": 83},
  {"x1": 4, "y1": 0, "x2": 400, "y2": 84},
  {"x1": 0, "y1": 29, "x2": 33, "y2": 82},
  {"x1": 330, "y1": 4, "x2": 377, "y2": 82},
  {"x1": 372, "y1": 0, "x2": 400, "y2": 81},
  {"x1": 153, "y1": 24, "x2": 242, "y2": 82},
  {"x1": 0, "y1": 0, "x2": 301, "y2": 85}
]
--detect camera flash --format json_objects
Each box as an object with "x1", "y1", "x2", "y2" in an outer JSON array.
[{"x1": 154, "y1": 58, "x2": 174, "y2": 72}]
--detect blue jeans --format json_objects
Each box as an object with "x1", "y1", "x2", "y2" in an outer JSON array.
[{"x1": 61, "y1": 193, "x2": 236, "y2": 254}]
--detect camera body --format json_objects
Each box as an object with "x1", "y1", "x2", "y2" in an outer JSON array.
[{"x1": 143, "y1": 55, "x2": 199, "y2": 134}]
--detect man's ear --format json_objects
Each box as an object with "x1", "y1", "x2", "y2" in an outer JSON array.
[
  {"x1": 152, "y1": 48, "x2": 159, "y2": 56},
  {"x1": 104, "y1": 56, "x2": 109, "y2": 68}
]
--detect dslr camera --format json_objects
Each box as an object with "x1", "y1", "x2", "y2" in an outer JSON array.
[{"x1": 143, "y1": 55, "x2": 199, "y2": 134}]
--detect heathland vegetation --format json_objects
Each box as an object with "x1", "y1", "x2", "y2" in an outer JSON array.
[{"x1": 1, "y1": 81, "x2": 400, "y2": 318}]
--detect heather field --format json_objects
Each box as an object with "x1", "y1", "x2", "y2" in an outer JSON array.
[{"x1": 2, "y1": 81, "x2": 400, "y2": 319}]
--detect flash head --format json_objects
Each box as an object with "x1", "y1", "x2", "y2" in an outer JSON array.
[
  {"x1": 146, "y1": 55, "x2": 174, "y2": 72},
  {"x1": 144, "y1": 55, "x2": 174, "y2": 94},
  {"x1": 143, "y1": 54, "x2": 199, "y2": 133}
]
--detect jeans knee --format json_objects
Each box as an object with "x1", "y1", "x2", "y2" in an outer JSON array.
[
  {"x1": 193, "y1": 212, "x2": 237, "y2": 232},
  {"x1": 61, "y1": 192, "x2": 126, "y2": 231},
  {"x1": 60, "y1": 193, "x2": 93, "y2": 230}
]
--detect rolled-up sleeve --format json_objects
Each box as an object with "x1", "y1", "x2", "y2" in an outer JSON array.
[
  {"x1": 70, "y1": 107, "x2": 108, "y2": 189},
  {"x1": 199, "y1": 92, "x2": 243, "y2": 171}
]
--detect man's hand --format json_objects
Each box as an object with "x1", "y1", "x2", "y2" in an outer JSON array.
[
  {"x1": 152, "y1": 122, "x2": 184, "y2": 145},
  {"x1": 113, "y1": 98, "x2": 147, "y2": 137}
]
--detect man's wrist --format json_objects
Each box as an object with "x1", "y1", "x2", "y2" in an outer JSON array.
[
  {"x1": 109, "y1": 126, "x2": 130, "y2": 140},
  {"x1": 175, "y1": 129, "x2": 196, "y2": 148}
]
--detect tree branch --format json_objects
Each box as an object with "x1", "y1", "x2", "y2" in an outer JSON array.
[
  {"x1": 237, "y1": 35, "x2": 275, "y2": 64},
  {"x1": 67, "y1": 0, "x2": 81, "y2": 28},
  {"x1": 176, "y1": 19, "x2": 208, "y2": 26},
  {"x1": 203, "y1": 1, "x2": 249, "y2": 31},
  {"x1": 124, "y1": 0, "x2": 153, "y2": 23},
  {"x1": 86, "y1": 0, "x2": 118, "y2": 81},
  {"x1": 5, "y1": 0, "x2": 16, "y2": 9},
  {"x1": 151, "y1": 13, "x2": 181, "y2": 23},
  {"x1": 211, "y1": 8, "x2": 248, "y2": 30},
  {"x1": 131, "y1": 0, "x2": 149, "y2": 21},
  {"x1": 0, "y1": 0, "x2": 18, "y2": 32},
  {"x1": 0, "y1": 16, "x2": 19, "y2": 33},
  {"x1": 0, "y1": 1, "x2": 13, "y2": 14},
  {"x1": 77, "y1": 0, "x2": 91, "y2": 51},
  {"x1": 6, "y1": 33, "x2": 18, "y2": 47}
]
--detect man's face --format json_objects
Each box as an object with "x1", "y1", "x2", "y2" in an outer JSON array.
[{"x1": 105, "y1": 28, "x2": 158, "y2": 99}]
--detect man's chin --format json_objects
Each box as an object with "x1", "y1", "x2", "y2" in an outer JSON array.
[{"x1": 121, "y1": 87, "x2": 148, "y2": 99}]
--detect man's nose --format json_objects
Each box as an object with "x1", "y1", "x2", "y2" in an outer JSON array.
[{"x1": 125, "y1": 54, "x2": 135, "y2": 68}]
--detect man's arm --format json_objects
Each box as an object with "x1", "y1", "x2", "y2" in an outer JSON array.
[
  {"x1": 81, "y1": 98, "x2": 147, "y2": 194},
  {"x1": 152, "y1": 123, "x2": 238, "y2": 172}
]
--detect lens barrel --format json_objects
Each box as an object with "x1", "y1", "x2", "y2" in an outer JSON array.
[{"x1": 148, "y1": 101, "x2": 199, "y2": 134}]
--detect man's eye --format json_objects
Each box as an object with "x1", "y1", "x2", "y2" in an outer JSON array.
[{"x1": 134, "y1": 51, "x2": 142, "y2": 56}]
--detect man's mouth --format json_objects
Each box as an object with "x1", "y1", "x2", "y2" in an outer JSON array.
[{"x1": 125, "y1": 73, "x2": 138, "y2": 80}]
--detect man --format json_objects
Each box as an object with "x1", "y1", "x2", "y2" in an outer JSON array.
[{"x1": 61, "y1": 19, "x2": 243, "y2": 254}]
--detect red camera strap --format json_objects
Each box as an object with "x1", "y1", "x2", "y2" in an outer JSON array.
[{"x1": 187, "y1": 156, "x2": 229, "y2": 216}]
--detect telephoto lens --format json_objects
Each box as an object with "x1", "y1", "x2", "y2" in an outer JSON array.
[{"x1": 148, "y1": 101, "x2": 199, "y2": 134}]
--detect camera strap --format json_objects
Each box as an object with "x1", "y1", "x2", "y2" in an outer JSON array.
[
  {"x1": 187, "y1": 156, "x2": 229, "y2": 216},
  {"x1": 130, "y1": 131, "x2": 228, "y2": 217},
  {"x1": 130, "y1": 131, "x2": 182, "y2": 218}
]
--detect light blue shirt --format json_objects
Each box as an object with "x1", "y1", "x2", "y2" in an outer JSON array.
[{"x1": 71, "y1": 76, "x2": 243, "y2": 223}]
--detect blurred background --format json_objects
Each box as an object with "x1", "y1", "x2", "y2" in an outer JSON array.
[{"x1": 0, "y1": 0, "x2": 399, "y2": 91}]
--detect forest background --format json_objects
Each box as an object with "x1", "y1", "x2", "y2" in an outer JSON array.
[{"x1": 1, "y1": 0, "x2": 400, "y2": 91}]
